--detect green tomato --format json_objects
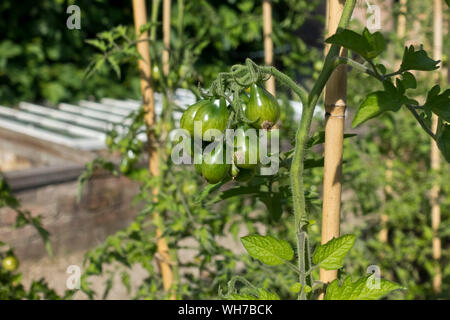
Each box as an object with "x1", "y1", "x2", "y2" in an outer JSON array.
[
  {"x1": 313, "y1": 60, "x2": 323, "y2": 72},
  {"x1": 193, "y1": 151, "x2": 203, "y2": 174},
  {"x1": 182, "y1": 181, "x2": 197, "y2": 196},
  {"x1": 119, "y1": 156, "x2": 134, "y2": 174},
  {"x1": 193, "y1": 98, "x2": 230, "y2": 141},
  {"x1": 245, "y1": 83, "x2": 280, "y2": 129},
  {"x1": 181, "y1": 80, "x2": 189, "y2": 89},
  {"x1": 201, "y1": 144, "x2": 230, "y2": 184},
  {"x1": 152, "y1": 64, "x2": 160, "y2": 81},
  {"x1": 234, "y1": 125, "x2": 259, "y2": 169},
  {"x1": 239, "y1": 92, "x2": 250, "y2": 114},
  {"x1": 2, "y1": 256, "x2": 19, "y2": 271},
  {"x1": 179, "y1": 65, "x2": 189, "y2": 78},
  {"x1": 167, "y1": 76, "x2": 174, "y2": 88},
  {"x1": 105, "y1": 136, "x2": 114, "y2": 148},
  {"x1": 180, "y1": 100, "x2": 210, "y2": 137}
]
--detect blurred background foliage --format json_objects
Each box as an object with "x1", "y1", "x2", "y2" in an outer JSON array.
[{"x1": 0, "y1": 0, "x2": 321, "y2": 106}]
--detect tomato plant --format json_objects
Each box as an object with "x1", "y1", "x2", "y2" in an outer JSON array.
[
  {"x1": 75, "y1": 0, "x2": 449, "y2": 301},
  {"x1": 181, "y1": 0, "x2": 450, "y2": 300}
]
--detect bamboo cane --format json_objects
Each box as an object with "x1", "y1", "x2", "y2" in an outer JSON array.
[
  {"x1": 263, "y1": 0, "x2": 275, "y2": 95},
  {"x1": 162, "y1": 0, "x2": 171, "y2": 76},
  {"x1": 132, "y1": 0, "x2": 175, "y2": 298},
  {"x1": 394, "y1": 0, "x2": 407, "y2": 70},
  {"x1": 397, "y1": 0, "x2": 407, "y2": 39},
  {"x1": 319, "y1": 0, "x2": 347, "y2": 287},
  {"x1": 431, "y1": 0, "x2": 442, "y2": 294}
]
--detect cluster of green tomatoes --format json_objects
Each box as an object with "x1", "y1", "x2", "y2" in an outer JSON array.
[{"x1": 180, "y1": 83, "x2": 280, "y2": 184}]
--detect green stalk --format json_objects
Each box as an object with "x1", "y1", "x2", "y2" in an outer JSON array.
[
  {"x1": 150, "y1": 0, "x2": 161, "y2": 41},
  {"x1": 177, "y1": 0, "x2": 184, "y2": 43}
]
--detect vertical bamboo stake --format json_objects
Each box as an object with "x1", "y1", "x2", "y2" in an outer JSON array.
[
  {"x1": 394, "y1": 0, "x2": 407, "y2": 70},
  {"x1": 132, "y1": 0, "x2": 175, "y2": 298},
  {"x1": 431, "y1": 0, "x2": 442, "y2": 294},
  {"x1": 397, "y1": 0, "x2": 407, "y2": 39},
  {"x1": 263, "y1": 0, "x2": 275, "y2": 95},
  {"x1": 319, "y1": 0, "x2": 347, "y2": 287},
  {"x1": 162, "y1": 0, "x2": 171, "y2": 76}
]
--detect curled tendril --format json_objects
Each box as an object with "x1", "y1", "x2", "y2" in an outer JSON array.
[{"x1": 202, "y1": 58, "x2": 270, "y2": 129}]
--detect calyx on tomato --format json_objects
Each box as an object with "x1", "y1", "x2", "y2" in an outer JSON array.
[
  {"x1": 233, "y1": 125, "x2": 259, "y2": 169},
  {"x1": 201, "y1": 143, "x2": 230, "y2": 184},
  {"x1": 245, "y1": 83, "x2": 280, "y2": 129},
  {"x1": 180, "y1": 100, "x2": 210, "y2": 137},
  {"x1": 193, "y1": 98, "x2": 230, "y2": 141}
]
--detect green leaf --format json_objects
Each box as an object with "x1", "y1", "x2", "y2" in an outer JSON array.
[
  {"x1": 85, "y1": 39, "x2": 107, "y2": 52},
  {"x1": 241, "y1": 234, "x2": 294, "y2": 266},
  {"x1": 324, "y1": 275, "x2": 404, "y2": 300},
  {"x1": 312, "y1": 234, "x2": 355, "y2": 270},
  {"x1": 260, "y1": 193, "x2": 282, "y2": 222},
  {"x1": 375, "y1": 64, "x2": 386, "y2": 74},
  {"x1": 424, "y1": 85, "x2": 450, "y2": 122},
  {"x1": 325, "y1": 28, "x2": 385, "y2": 60},
  {"x1": 257, "y1": 289, "x2": 280, "y2": 300},
  {"x1": 227, "y1": 293, "x2": 258, "y2": 300},
  {"x1": 353, "y1": 85, "x2": 405, "y2": 127},
  {"x1": 437, "y1": 123, "x2": 450, "y2": 163},
  {"x1": 400, "y1": 45, "x2": 440, "y2": 71},
  {"x1": 107, "y1": 56, "x2": 121, "y2": 79},
  {"x1": 227, "y1": 289, "x2": 279, "y2": 300},
  {"x1": 399, "y1": 72, "x2": 417, "y2": 90}
]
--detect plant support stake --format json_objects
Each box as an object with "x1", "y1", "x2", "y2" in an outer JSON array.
[
  {"x1": 163, "y1": 0, "x2": 171, "y2": 76},
  {"x1": 263, "y1": 0, "x2": 275, "y2": 95},
  {"x1": 320, "y1": 0, "x2": 348, "y2": 289},
  {"x1": 431, "y1": 0, "x2": 442, "y2": 294},
  {"x1": 132, "y1": 0, "x2": 175, "y2": 298}
]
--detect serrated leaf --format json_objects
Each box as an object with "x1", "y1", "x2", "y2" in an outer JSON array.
[
  {"x1": 257, "y1": 289, "x2": 280, "y2": 300},
  {"x1": 324, "y1": 275, "x2": 403, "y2": 300},
  {"x1": 227, "y1": 289, "x2": 279, "y2": 300},
  {"x1": 241, "y1": 235, "x2": 294, "y2": 266},
  {"x1": 325, "y1": 28, "x2": 385, "y2": 60},
  {"x1": 85, "y1": 39, "x2": 107, "y2": 52},
  {"x1": 353, "y1": 88, "x2": 405, "y2": 127},
  {"x1": 424, "y1": 86, "x2": 450, "y2": 122},
  {"x1": 437, "y1": 123, "x2": 450, "y2": 163},
  {"x1": 227, "y1": 293, "x2": 258, "y2": 300},
  {"x1": 312, "y1": 234, "x2": 355, "y2": 270},
  {"x1": 107, "y1": 56, "x2": 121, "y2": 79},
  {"x1": 400, "y1": 72, "x2": 417, "y2": 89},
  {"x1": 400, "y1": 45, "x2": 440, "y2": 71},
  {"x1": 376, "y1": 64, "x2": 386, "y2": 74}
]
